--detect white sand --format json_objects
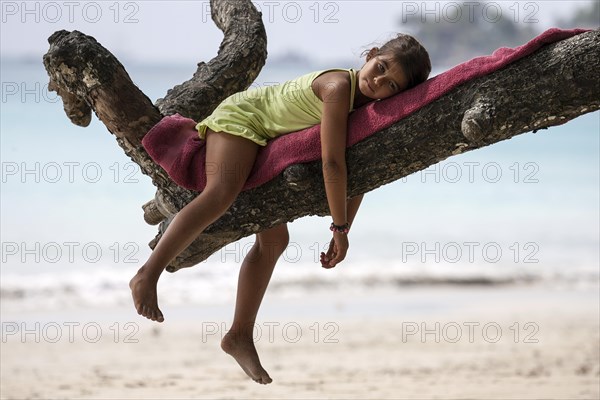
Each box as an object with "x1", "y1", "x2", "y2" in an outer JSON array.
[{"x1": 1, "y1": 285, "x2": 599, "y2": 399}]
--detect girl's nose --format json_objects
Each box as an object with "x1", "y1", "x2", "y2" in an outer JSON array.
[{"x1": 374, "y1": 75, "x2": 385, "y2": 87}]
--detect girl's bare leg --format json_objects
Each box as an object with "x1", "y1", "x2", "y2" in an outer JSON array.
[
  {"x1": 221, "y1": 223, "x2": 289, "y2": 385},
  {"x1": 129, "y1": 130, "x2": 259, "y2": 322}
]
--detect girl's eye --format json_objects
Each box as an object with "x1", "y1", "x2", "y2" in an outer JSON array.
[
  {"x1": 378, "y1": 63, "x2": 384, "y2": 72},
  {"x1": 390, "y1": 82, "x2": 397, "y2": 91}
]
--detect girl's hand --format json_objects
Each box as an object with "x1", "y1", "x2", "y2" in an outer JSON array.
[
  {"x1": 320, "y1": 232, "x2": 349, "y2": 268},
  {"x1": 320, "y1": 239, "x2": 335, "y2": 268}
]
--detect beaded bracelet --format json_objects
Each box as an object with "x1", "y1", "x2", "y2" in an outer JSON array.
[{"x1": 330, "y1": 222, "x2": 350, "y2": 234}]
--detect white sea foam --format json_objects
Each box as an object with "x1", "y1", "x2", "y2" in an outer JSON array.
[{"x1": 1, "y1": 257, "x2": 598, "y2": 314}]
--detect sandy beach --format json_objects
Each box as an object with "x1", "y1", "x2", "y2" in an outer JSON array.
[{"x1": 1, "y1": 284, "x2": 598, "y2": 400}]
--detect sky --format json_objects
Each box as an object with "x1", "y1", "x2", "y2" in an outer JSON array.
[{"x1": 1, "y1": 0, "x2": 596, "y2": 66}]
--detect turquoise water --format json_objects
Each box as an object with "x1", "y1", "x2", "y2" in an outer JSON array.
[{"x1": 1, "y1": 59, "x2": 598, "y2": 312}]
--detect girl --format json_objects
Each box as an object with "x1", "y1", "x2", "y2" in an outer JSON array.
[{"x1": 130, "y1": 33, "x2": 431, "y2": 384}]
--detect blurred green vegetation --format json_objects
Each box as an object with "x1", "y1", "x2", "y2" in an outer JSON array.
[
  {"x1": 399, "y1": 1, "x2": 599, "y2": 68},
  {"x1": 556, "y1": 1, "x2": 600, "y2": 29}
]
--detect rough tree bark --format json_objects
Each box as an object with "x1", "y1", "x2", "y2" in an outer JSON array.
[{"x1": 43, "y1": 0, "x2": 600, "y2": 273}]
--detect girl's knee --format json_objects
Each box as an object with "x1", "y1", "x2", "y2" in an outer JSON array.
[
  {"x1": 201, "y1": 185, "x2": 240, "y2": 214},
  {"x1": 274, "y1": 230, "x2": 290, "y2": 252},
  {"x1": 258, "y1": 224, "x2": 289, "y2": 255}
]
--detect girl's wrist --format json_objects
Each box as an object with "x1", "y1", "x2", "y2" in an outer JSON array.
[{"x1": 330, "y1": 221, "x2": 350, "y2": 234}]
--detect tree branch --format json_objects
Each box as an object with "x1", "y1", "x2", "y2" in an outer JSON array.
[
  {"x1": 155, "y1": 0, "x2": 267, "y2": 120},
  {"x1": 163, "y1": 29, "x2": 599, "y2": 272},
  {"x1": 43, "y1": 0, "x2": 268, "y2": 218},
  {"x1": 43, "y1": 5, "x2": 598, "y2": 274}
]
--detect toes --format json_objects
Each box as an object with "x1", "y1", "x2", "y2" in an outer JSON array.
[
  {"x1": 140, "y1": 304, "x2": 164, "y2": 323},
  {"x1": 253, "y1": 371, "x2": 272, "y2": 384},
  {"x1": 142, "y1": 305, "x2": 151, "y2": 319},
  {"x1": 149, "y1": 307, "x2": 163, "y2": 322}
]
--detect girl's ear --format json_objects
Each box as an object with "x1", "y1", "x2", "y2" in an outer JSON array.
[{"x1": 366, "y1": 47, "x2": 379, "y2": 61}]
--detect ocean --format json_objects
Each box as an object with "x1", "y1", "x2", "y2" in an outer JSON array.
[{"x1": 1, "y1": 58, "x2": 598, "y2": 315}]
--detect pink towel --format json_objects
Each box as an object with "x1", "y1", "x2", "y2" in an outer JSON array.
[{"x1": 142, "y1": 28, "x2": 589, "y2": 193}]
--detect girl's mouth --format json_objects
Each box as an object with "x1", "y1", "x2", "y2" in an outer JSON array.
[{"x1": 366, "y1": 79, "x2": 374, "y2": 93}]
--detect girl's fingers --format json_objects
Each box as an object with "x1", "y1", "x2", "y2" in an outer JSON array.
[
  {"x1": 321, "y1": 251, "x2": 337, "y2": 268},
  {"x1": 320, "y1": 238, "x2": 341, "y2": 268},
  {"x1": 320, "y1": 252, "x2": 331, "y2": 267}
]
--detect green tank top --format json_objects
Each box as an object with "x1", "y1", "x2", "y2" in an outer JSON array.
[{"x1": 196, "y1": 68, "x2": 357, "y2": 146}]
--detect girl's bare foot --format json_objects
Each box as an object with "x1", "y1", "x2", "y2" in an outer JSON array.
[
  {"x1": 221, "y1": 330, "x2": 272, "y2": 384},
  {"x1": 129, "y1": 266, "x2": 164, "y2": 322}
]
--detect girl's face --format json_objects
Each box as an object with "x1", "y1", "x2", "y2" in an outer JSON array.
[{"x1": 358, "y1": 49, "x2": 408, "y2": 101}]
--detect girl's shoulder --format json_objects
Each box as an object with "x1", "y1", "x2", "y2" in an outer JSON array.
[{"x1": 310, "y1": 68, "x2": 354, "y2": 102}]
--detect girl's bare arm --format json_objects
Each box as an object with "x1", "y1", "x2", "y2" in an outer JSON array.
[
  {"x1": 347, "y1": 194, "x2": 364, "y2": 228},
  {"x1": 316, "y1": 74, "x2": 352, "y2": 226},
  {"x1": 312, "y1": 71, "x2": 354, "y2": 266}
]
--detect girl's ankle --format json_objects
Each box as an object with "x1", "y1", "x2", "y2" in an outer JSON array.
[{"x1": 225, "y1": 325, "x2": 255, "y2": 342}]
